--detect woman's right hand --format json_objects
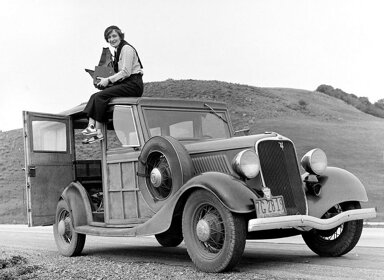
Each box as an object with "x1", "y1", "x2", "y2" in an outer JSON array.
[{"x1": 97, "y1": 77, "x2": 110, "y2": 88}]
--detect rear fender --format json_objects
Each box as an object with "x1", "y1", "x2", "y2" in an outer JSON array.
[
  {"x1": 61, "y1": 182, "x2": 93, "y2": 227},
  {"x1": 136, "y1": 172, "x2": 258, "y2": 235},
  {"x1": 305, "y1": 167, "x2": 368, "y2": 218}
]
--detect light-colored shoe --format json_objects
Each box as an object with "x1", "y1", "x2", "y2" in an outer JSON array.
[
  {"x1": 82, "y1": 134, "x2": 104, "y2": 144},
  {"x1": 82, "y1": 125, "x2": 97, "y2": 136}
]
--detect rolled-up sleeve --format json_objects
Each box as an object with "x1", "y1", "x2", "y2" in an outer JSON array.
[{"x1": 109, "y1": 45, "x2": 134, "y2": 83}]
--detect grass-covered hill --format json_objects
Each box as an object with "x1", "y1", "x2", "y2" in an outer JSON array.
[
  {"x1": 317, "y1": 84, "x2": 384, "y2": 119},
  {"x1": 1, "y1": 79, "x2": 383, "y2": 223}
]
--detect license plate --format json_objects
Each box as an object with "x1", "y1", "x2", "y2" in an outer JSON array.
[{"x1": 254, "y1": 196, "x2": 287, "y2": 218}]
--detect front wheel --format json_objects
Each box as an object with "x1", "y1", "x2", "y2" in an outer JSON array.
[
  {"x1": 182, "y1": 190, "x2": 247, "y2": 272},
  {"x1": 53, "y1": 199, "x2": 86, "y2": 256},
  {"x1": 302, "y1": 201, "x2": 363, "y2": 257}
]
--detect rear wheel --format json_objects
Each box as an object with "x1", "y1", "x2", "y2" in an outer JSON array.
[
  {"x1": 302, "y1": 201, "x2": 363, "y2": 257},
  {"x1": 182, "y1": 190, "x2": 246, "y2": 272},
  {"x1": 53, "y1": 200, "x2": 86, "y2": 256}
]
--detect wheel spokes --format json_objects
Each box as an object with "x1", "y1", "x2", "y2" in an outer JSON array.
[
  {"x1": 59, "y1": 211, "x2": 72, "y2": 244},
  {"x1": 196, "y1": 205, "x2": 225, "y2": 253},
  {"x1": 147, "y1": 154, "x2": 173, "y2": 200},
  {"x1": 318, "y1": 204, "x2": 344, "y2": 240},
  {"x1": 321, "y1": 224, "x2": 343, "y2": 240}
]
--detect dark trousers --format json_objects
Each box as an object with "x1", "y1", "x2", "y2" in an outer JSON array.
[{"x1": 83, "y1": 74, "x2": 143, "y2": 122}]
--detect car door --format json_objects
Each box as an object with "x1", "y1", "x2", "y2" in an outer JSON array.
[{"x1": 23, "y1": 111, "x2": 74, "y2": 226}]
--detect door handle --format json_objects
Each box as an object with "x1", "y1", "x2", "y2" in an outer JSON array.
[{"x1": 28, "y1": 166, "x2": 36, "y2": 177}]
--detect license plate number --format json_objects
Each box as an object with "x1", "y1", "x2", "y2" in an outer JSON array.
[{"x1": 254, "y1": 196, "x2": 287, "y2": 218}]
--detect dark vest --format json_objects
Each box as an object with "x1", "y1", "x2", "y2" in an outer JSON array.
[{"x1": 113, "y1": 40, "x2": 143, "y2": 73}]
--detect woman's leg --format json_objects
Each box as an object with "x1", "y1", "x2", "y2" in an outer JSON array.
[
  {"x1": 84, "y1": 74, "x2": 143, "y2": 122},
  {"x1": 82, "y1": 75, "x2": 143, "y2": 143},
  {"x1": 89, "y1": 118, "x2": 95, "y2": 127},
  {"x1": 82, "y1": 117, "x2": 97, "y2": 135},
  {"x1": 95, "y1": 121, "x2": 103, "y2": 137}
]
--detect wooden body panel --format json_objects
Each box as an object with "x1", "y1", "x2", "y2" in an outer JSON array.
[{"x1": 105, "y1": 151, "x2": 154, "y2": 225}]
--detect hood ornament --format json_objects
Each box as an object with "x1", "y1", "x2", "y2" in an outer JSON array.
[{"x1": 278, "y1": 141, "x2": 284, "y2": 150}]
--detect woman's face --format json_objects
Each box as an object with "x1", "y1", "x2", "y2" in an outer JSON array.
[{"x1": 107, "y1": 30, "x2": 121, "y2": 48}]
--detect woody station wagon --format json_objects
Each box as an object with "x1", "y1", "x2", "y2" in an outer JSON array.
[{"x1": 22, "y1": 97, "x2": 376, "y2": 272}]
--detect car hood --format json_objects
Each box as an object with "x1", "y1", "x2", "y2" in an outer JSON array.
[{"x1": 184, "y1": 133, "x2": 280, "y2": 155}]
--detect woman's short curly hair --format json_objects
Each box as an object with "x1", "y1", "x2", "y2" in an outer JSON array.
[{"x1": 104, "y1": 25, "x2": 125, "y2": 42}]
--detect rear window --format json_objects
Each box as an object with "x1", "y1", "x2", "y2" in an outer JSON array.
[{"x1": 32, "y1": 120, "x2": 67, "y2": 152}]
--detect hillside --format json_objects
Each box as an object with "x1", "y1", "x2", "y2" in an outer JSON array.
[
  {"x1": 317, "y1": 84, "x2": 384, "y2": 119},
  {"x1": 0, "y1": 129, "x2": 25, "y2": 223},
  {"x1": 0, "y1": 79, "x2": 383, "y2": 223}
]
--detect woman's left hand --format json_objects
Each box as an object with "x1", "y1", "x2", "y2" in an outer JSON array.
[{"x1": 96, "y1": 77, "x2": 110, "y2": 88}]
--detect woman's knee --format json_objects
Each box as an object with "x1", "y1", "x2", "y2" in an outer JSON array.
[
  {"x1": 93, "y1": 90, "x2": 110, "y2": 102},
  {"x1": 88, "y1": 92, "x2": 100, "y2": 101}
]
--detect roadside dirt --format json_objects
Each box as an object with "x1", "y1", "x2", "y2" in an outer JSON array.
[{"x1": 0, "y1": 247, "x2": 284, "y2": 280}]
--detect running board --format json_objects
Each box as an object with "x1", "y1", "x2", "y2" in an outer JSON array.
[{"x1": 75, "y1": 225, "x2": 137, "y2": 237}]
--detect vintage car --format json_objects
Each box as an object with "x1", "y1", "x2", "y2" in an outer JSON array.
[{"x1": 23, "y1": 97, "x2": 376, "y2": 272}]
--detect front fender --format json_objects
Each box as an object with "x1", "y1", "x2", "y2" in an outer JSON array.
[
  {"x1": 61, "y1": 182, "x2": 93, "y2": 227},
  {"x1": 182, "y1": 172, "x2": 258, "y2": 213},
  {"x1": 305, "y1": 167, "x2": 368, "y2": 218},
  {"x1": 136, "y1": 172, "x2": 258, "y2": 235}
]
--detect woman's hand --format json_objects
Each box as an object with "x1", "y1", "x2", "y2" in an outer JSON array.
[{"x1": 96, "y1": 77, "x2": 110, "y2": 88}]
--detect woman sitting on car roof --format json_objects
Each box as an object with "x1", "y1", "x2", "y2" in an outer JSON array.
[{"x1": 82, "y1": 25, "x2": 144, "y2": 144}]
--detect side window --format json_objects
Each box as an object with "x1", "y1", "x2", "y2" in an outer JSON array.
[
  {"x1": 144, "y1": 108, "x2": 231, "y2": 140},
  {"x1": 202, "y1": 113, "x2": 229, "y2": 138},
  {"x1": 32, "y1": 120, "x2": 67, "y2": 152},
  {"x1": 107, "y1": 105, "x2": 139, "y2": 149},
  {"x1": 170, "y1": 121, "x2": 193, "y2": 138},
  {"x1": 149, "y1": 127, "x2": 161, "y2": 137}
]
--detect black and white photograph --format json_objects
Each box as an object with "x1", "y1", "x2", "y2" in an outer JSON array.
[{"x1": 0, "y1": 0, "x2": 383, "y2": 279}]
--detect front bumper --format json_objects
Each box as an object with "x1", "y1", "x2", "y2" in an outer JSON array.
[{"x1": 248, "y1": 208, "x2": 377, "y2": 232}]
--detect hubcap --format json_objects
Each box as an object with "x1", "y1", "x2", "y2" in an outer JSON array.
[
  {"x1": 150, "y1": 168, "x2": 162, "y2": 188},
  {"x1": 195, "y1": 212, "x2": 224, "y2": 246},
  {"x1": 146, "y1": 153, "x2": 173, "y2": 200},
  {"x1": 196, "y1": 219, "x2": 211, "y2": 242},
  {"x1": 58, "y1": 220, "x2": 66, "y2": 235},
  {"x1": 58, "y1": 216, "x2": 71, "y2": 237}
]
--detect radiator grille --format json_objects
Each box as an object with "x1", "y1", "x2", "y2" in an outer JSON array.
[
  {"x1": 192, "y1": 154, "x2": 231, "y2": 175},
  {"x1": 257, "y1": 140, "x2": 306, "y2": 215}
]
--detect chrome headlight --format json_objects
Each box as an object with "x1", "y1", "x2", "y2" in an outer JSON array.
[
  {"x1": 232, "y1": 149, "x2": 260, "y2": 179},
  {"x1": 301, "y1": 148, "x2": 327, "y2": 175}
]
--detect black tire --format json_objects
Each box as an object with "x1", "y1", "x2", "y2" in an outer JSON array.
[
  {"x1": 53, "y1": 200, "x2": 86, "y2": 257},
  {"x1": 302, "y1": 201, "x2": 363, "y2": 257},
  {"x1": 138, "y1": 136, "x2": 193, "y2": 212},
  {"x1": 155, "y1": 231, "x2": 183, "y2": 247},
  {"x1": 182, "y1": 190, "x2": 247, "y2": 272}
]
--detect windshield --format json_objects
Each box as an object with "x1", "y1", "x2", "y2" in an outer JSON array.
[{"x1": 144, "y1": 108, "x2": 231, "y2": 141}]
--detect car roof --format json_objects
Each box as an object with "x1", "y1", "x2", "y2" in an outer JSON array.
[{"x1": 60, "y1": 97, "x2": 227, "y2": 117}]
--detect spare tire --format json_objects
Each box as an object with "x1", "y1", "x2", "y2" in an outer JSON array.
[{"x1": 137, "y1": 136, "x2": 193, "y2": 212}]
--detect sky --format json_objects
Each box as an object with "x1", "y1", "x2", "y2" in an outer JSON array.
[{"x1": 0, "y1": 0, "x2": 383, "y2": 131}]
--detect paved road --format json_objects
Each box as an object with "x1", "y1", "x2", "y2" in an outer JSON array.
[{"x1": 1, "y1": 225, "x2": 383, "y2": 279}]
